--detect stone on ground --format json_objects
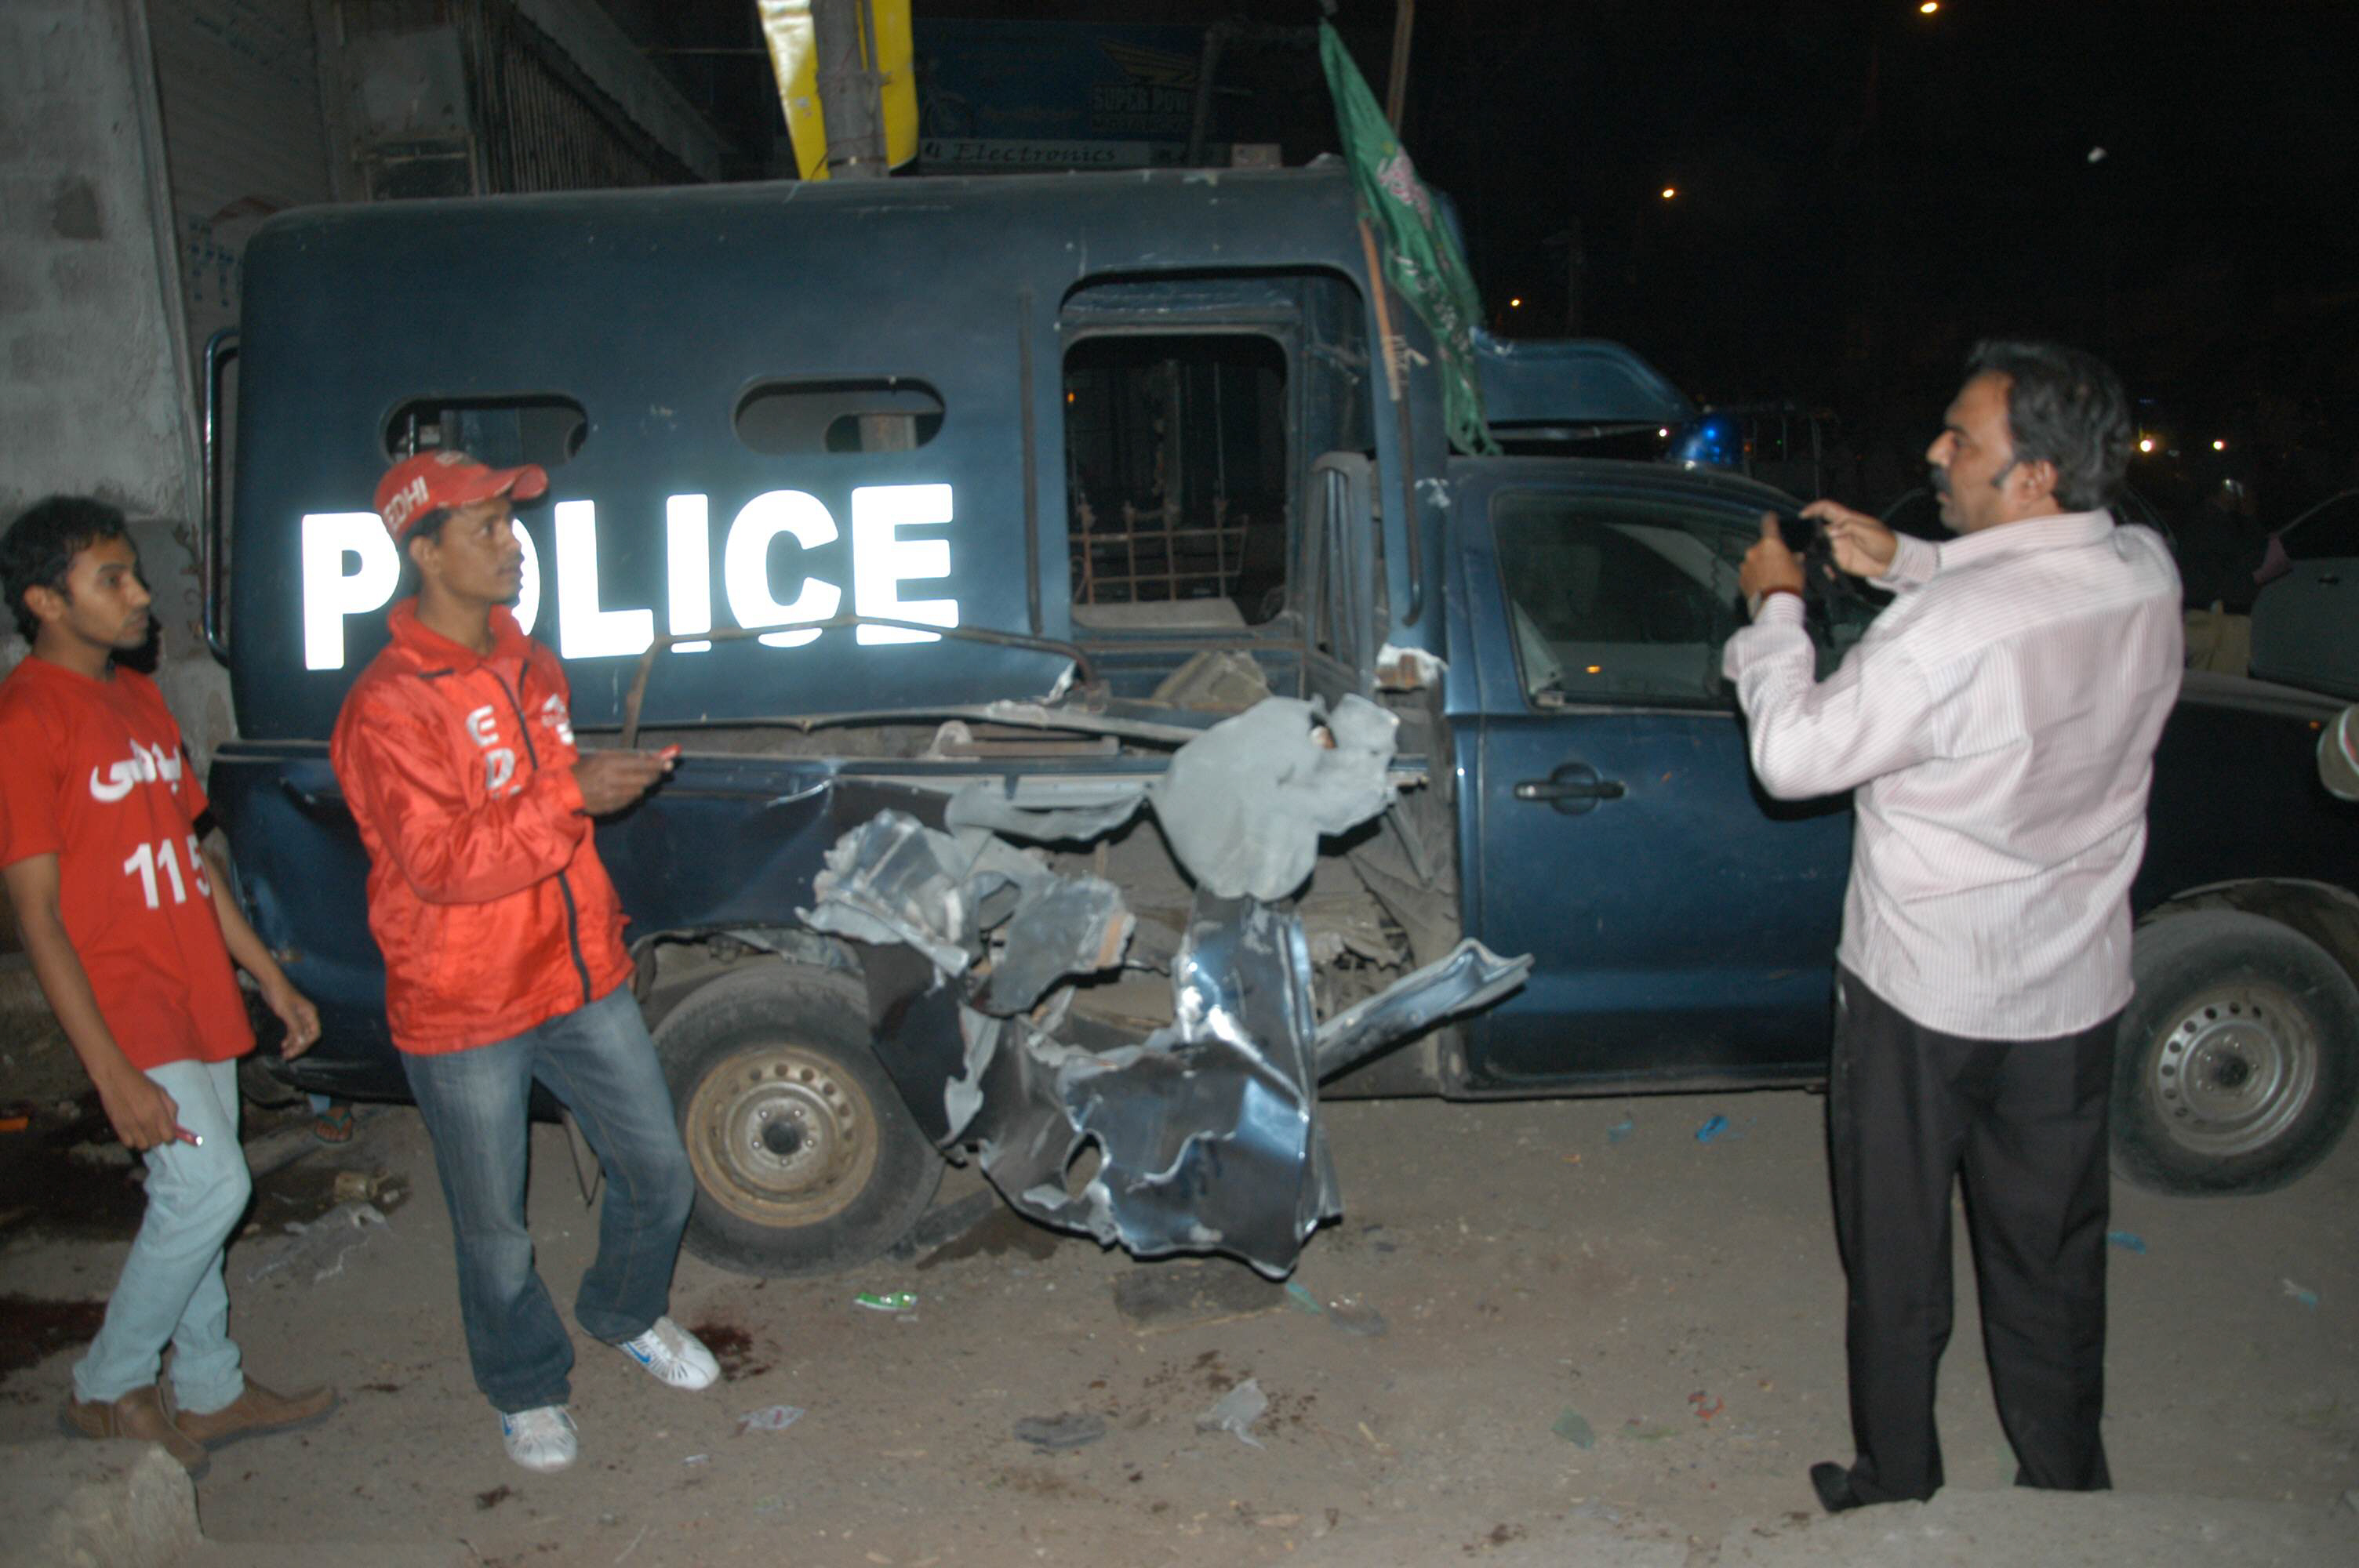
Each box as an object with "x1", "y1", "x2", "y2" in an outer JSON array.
[{"x1": 9, "y1": 1439, "x2": 200, "y2": 1568}]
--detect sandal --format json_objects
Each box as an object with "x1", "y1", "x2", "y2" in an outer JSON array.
[{"x1": 310, "y1": 1105, "x2": 356, "y2": 1144}]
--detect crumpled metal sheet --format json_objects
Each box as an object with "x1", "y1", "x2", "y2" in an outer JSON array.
[
  {"x1": 801, "y1": 811, "x2": 1132, "y2": 1017},
  {"x1": 1147, "y1": 695, "x2": 1398, "y2": 901},
  {"x1": 977, "y1": 877, "x2": 1135, "y2": 1015},
  {"x1": 935, "y1": 693, "x2": 1398, "y2": 904},
  {"x1": 798, "y1": 811, "x2": 983, "y2": 976},
  {"x1": 801, "y1": 694, "x2": 1527, "y2": 1276},
  {"x1": 942, "y1": 779, "x2": 1145, "y2": 844},
  {"x1": 954, "y1": 904, "x2": 1531, "y2": 1276},
  {"x1": 1314, "y1": 938, "x2": 1532, "y2": 1079},
  {"x1": 962, "y1": 895, "x2": 1339, "y2": 1276}
]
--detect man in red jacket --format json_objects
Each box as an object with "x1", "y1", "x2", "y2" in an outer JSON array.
[{"x1": 331, "y1": 452, "x2": 717, "y2": 1475}]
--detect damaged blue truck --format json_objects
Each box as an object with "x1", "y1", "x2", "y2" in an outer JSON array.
[{"x1": 202, "y1": 165, "x2": 2359, "y2": 1279}]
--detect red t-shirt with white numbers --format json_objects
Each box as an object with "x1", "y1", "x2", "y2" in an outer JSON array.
[{"x1": 0, "y1": 656, "x2": 253, "y2": 1069}]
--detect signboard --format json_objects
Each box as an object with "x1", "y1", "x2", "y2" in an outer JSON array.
[
  {"x1": 914, "y1": 20, "x2": 1221, "y2": 148},
  {"x1": 918, "y1": 137, "x2": 1212, "y2": 174}
]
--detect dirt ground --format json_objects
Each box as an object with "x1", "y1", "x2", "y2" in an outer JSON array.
[{"x1": 2, "y1": 1006, "x2": 2355, "y2": 1566}]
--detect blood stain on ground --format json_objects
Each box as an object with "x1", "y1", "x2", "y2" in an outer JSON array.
[{"x1": 685, "y1": 1319, "x2": 761, "y2": 1381}]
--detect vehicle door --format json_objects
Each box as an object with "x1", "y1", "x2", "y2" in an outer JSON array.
[{"x1": 1454, "y1": 465, "x2": 1866, "y2": 1090}]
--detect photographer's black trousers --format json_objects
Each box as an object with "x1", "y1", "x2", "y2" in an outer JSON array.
[{"x1": 1826, "y1": 967, "x2": 2115, "y2": 1504}]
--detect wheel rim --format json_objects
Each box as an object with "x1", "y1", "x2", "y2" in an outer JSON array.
[
  {"x1": 2144, "y1": 982, "x2": 2320, "y2": 1158},
  {"x1": 683, "y1": 1044, "x2": 879, "y2": 1228}
]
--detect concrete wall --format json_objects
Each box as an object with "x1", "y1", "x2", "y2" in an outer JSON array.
[{"x1": 0, "y1": 0, "x2": 233, "y2": 763}]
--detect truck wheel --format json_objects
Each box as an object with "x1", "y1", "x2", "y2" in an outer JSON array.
[
  {"x1": 2111, "y1": 911, "x2": 2359, "y2": 1196},
  {"x1": 654, "y1": 965, "x2": 943, "y2": 1277}
]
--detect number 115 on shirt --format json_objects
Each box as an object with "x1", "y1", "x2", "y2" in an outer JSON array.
[{"x1": 122, "y1": 834, "x2": 213, "y2": 909}]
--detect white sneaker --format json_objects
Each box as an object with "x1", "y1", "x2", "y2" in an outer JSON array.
[
  {"x1": 617, "y1": 1316, "x2": 721, "y2": 1392},
  {"x1": 499, "y1": 1404, "x2": 578, "y2": 1473}
]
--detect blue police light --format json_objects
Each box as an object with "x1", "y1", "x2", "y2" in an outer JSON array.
[{"x1": 1672, "y1": 414, "x2": 1741, "y2": 470}]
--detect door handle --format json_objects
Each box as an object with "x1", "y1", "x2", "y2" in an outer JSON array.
[
  {"x1": 278, "y1": 776, "x2": 347, "y2": 813},
  {"x1": 1514, "y1": 764, "x2": 1627, "y2": 815},
  {"x1": 1514, "y1": 777, "x2": 1627, "y2": 801}
]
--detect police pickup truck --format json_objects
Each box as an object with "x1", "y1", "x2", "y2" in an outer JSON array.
[{"x1": 203, "y1": 163, "x2": 2359, "y2": 1279}]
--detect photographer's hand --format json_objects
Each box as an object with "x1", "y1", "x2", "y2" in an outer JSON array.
[
  {"x1": 1805, "y1": 500, "x2": 1899, "y2": 579},
  {"x1": 1741, "y1": 513, "x2": 1808, "y2": 615}
]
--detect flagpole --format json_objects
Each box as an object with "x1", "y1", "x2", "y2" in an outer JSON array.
[{"x1": 1384, "y1": 0, "x2": 1416, "y2": 129}]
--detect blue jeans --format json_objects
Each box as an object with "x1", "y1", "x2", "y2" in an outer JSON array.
[
  {"x1": 399, "y1": 987, "x2": 693, "y2": 1414},
  {"x1": 73, "y1": 1058, "x2": 249, "y2": 1414}
]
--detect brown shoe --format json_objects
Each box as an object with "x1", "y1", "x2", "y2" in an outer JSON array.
[
  {"x1": 60, "y1": 1385, "x2": 211, "y2": 1477},
  {"x1": 172, "y1": 1380, "x2": 339, "y2": 1450}
]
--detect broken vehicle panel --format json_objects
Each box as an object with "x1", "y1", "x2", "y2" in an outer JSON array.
[
  {"x1": 800, "y1": 695, "x2": 1533, "y2": 1276},
  {"x1": 1313, "y1": 938, "x2": 1530, "y2": 1081}
]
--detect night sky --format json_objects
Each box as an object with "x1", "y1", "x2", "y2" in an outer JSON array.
[{"x1": 634, "y1": 0, "x2": 2359, "y2": 513}]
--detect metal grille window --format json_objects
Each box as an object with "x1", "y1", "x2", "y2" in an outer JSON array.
[{"x1": 1064, "y1": 334, "x2": 1289, "y2": 625}]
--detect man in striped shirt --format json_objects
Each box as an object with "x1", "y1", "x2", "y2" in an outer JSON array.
[{"x1": 1724, "y1": 341, "x2": 2183, "y2": 1512}]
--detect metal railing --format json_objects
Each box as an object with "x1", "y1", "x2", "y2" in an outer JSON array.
[
  {"x1": 455, "y1": 0, "x2": 692, "y2": 193},
  {"x1": 1069, "y1": 507, "x2": 1254, "y2": 607}
]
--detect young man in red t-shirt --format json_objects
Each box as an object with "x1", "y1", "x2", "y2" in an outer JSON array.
[{"x1": 0, "y1": 496, "x2": 338, "y2": 1474}]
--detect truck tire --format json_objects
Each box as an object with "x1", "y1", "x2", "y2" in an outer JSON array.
[
  {"x1": 654, "y1": 965, "x2": 944, "y2": 1277},
  {"x1": 2111, "y1": 910, "x2": 2359, "y2": 1196}
]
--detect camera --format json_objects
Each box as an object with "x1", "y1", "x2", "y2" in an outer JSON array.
[{"x1": 1774, "y1": 513, "x2": 1819, "y2": 555}]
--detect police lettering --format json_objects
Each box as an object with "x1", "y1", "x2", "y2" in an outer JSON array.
[{"x1": 300, "y1": 484, "x2": 958, "y2": 671}]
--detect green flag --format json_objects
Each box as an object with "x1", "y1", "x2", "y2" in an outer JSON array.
[{"x1": 1318, "y1": 20, "x2": 1496, "y2": 455}]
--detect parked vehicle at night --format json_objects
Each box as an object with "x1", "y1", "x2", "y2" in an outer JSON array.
[
  {"x1": 201, "y1": 165, "x2": 2359, "y2": 1279},
  {"x1": 2252, "y1": 488, "x2": 2359, "y2": 699}
]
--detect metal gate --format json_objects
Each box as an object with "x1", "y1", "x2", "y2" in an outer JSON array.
[{"x1": 451, "y1": 0, "x2": 695, "y2": 193}]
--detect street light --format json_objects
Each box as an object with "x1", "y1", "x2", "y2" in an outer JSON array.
[
  {"x1": 1660, "y1": 186, "x2": 1677, "y2": 199},
  {"x1": 1509, "y1": 296, "x2": 1523, "y2": 308},
  {"x1": 1919, "y1": 2, "x2": 1939, "y2": 15}
]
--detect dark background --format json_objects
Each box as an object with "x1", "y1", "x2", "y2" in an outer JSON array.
[{"x1": 616, "y1": 0, "x2": 2359, "y2": 518}]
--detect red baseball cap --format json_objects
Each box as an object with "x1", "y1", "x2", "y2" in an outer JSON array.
[{"x1": 373, "y1": 450, "x2": 550, "y2": 540}]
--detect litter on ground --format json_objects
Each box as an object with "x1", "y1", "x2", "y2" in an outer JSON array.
[
  {"x1": 1012, "y1": 1412, "x2": 1107, "y2": 1450},
  {"x1": 1551, "y1": 1407, "x2": 1597, "y2": 1448},
  {"x1": 736, "y1": 1404, "x2": 806, "y2": 1435},
  {"x1": 1198, "y1": 1377, "x2": 1270, "y2": 1448}
]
